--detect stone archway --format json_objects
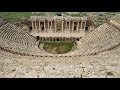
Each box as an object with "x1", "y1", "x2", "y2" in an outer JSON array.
[
  {"x1": 85, "y1": 27, "x2": 89, "y2": 32},
  {"x1": 57, "y1": 38, "x2": 59, "y2": 41},
  {"x1": 41, "y1": 26, "x2": 44, "y2": 32},
  {"x1": 36, "y1": 36, "x2": 39, "y2": 41}
]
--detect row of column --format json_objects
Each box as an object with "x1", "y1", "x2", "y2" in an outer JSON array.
[
  {"x1": 31, "y1": 19, "x2": 87, "y2": 33},
  {"x1": 38, "y1": 37, "x2": 80, "y2": 42}
]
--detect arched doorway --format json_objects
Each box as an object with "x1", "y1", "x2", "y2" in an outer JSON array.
[
  {"x1": 76, "y1": 38, "x2": 79, "y2": 41},
  {"x1": 85, "y1": 27, "x2": 89, "y2": 32},
  {"x1": 41, "y1": 26, "x2": 44, "y2": 32},
  {"x1": 57, "y1": 38, "x2": 59, "y2": 41},
  {"x1": 36, "y1": 36, "x2": 39, "y2": 41}
]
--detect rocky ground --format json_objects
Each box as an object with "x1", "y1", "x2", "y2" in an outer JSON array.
[
  {"x1": 0, "y1": 45, "x2": 120, "y2": 78},
  {"x1": 88, "y1": 12, "x2": 120, "y2": 27}
]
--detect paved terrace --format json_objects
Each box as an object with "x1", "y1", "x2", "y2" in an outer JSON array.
[{"x1": 30, "y1": 31, "x2": 86, "y2": 38}]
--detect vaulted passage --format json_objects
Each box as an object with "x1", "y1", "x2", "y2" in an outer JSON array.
[{"x1": 36, "y1": 36, "x2": 80, "y2": 42}]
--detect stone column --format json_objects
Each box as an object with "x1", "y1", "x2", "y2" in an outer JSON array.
[
  {"x1": 51, "y1": 21, "x2": 52, "y2": 29},
  {"x1": 55, "y1": 38, "x2": 56, "y2": 41},
  {"x1": 84, "y1": 20, "x2": 86, "y2": 30},
  {"x1": 66, "y1": 21, "x2": 67, "y2": 30},
  {"x1": 63, "y1": 21, "x2": 64, "y2": 33},
  {"x1": 39, "y1": 20, "x2": 41, "y2": 32},
  {"x1": 54, "y1": 20, "x2": 56, "y2": 33},
  {"x1": 35, "y1": 20, "x2": 37, "y2": 30},
  {"x1": 48, "y1": 21, "x2": 49, "y2": 30},
  {"x1": 69, "y1": 21, "x2": 70, "y2": 32},
  {"x1": 36, "y1": 21, "x2": 39, "y2": 32},
  {"x1": 44, "y1": 21, "x2": 46, "y2": 32},
  {"x1": 77, "y1": 21, "x2": 79, "y2": 33},
  {"x1": 72, "y1": 20, "x2": 74, "y2": 32},
  {"x1": 31, "y1": 20, "x2": 34, "y2": 30},
  {"x1": 62, "y1": 20, "x2": 63, "y2": 33},
  {"x1": 81, "y1": 20, "x2": 83, "y2": 30}
]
